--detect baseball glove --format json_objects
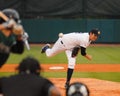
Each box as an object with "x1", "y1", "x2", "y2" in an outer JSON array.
[{"x1": 71, "y1": 46, "x2": 80, "y2": 57}]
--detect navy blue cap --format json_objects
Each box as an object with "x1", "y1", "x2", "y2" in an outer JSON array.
[{"x1": 90, "y1": 29, "x2": 101, "y2": 36}]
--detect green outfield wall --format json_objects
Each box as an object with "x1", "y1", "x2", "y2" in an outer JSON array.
[{"x1": 22, "y1": 19, "x2": 120, "y2": 43}]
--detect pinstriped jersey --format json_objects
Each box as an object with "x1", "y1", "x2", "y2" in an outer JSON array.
[{"x1": 61, "y1": 32, "x2": 91, "y2": 49}]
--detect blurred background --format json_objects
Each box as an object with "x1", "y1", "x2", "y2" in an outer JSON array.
[{"x1": 0, "y1": 0, "x2": 120, "y2": 44}]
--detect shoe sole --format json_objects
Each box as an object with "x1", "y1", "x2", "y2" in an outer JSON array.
[{"x1": 41, "y1": 44, "x2": 51, "y2": 53}]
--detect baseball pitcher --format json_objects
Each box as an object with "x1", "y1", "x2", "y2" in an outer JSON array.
[{"x1": 41, "y1": 29, "x2": 100, "y2": 89}]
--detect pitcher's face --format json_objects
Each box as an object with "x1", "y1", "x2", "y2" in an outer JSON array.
[{"x1": 89, "y1": 33, "x2": 98, "y2": 41}]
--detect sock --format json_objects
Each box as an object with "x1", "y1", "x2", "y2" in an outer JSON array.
[{"x1": 66, "y1": 68, "x2": 74, "y2": 83}]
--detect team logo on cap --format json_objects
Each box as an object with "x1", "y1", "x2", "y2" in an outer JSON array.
[{"x1": 98, "y1": 31, "x2": 100, "y2": 35}]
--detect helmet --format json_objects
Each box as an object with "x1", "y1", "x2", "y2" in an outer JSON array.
[
  {"x1": 67, "y1": 82, "x2": 89, "y2": 96},
  {"x1": 16, "y1": 56, "x2": 41, "y2": 75},
  {"x1": 0, "y1": 8, "x2": 20, "y2": 23}
]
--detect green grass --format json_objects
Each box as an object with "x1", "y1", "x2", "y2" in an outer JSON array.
[
  {"x1": 44, "y1": 71, "x2": 120, "y2": 82},
  {"x1": 0, "y1": 72, "x2": 120, "y2": 82},
  {"x1": 6, "y1": 45, "x2": 120, "y2": 64},
  {"x1": 1, "y1": 45, "x2": 120, "y2": 82},
  {"x1": 44, "y1": 72, "x2": 120, "y2": 82}
]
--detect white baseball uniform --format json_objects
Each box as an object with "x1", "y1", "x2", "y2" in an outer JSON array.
[{"x1": 45, "y1": 32, "x2": 91, "y2": 69}]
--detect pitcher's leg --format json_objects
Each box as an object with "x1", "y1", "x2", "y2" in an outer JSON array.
[
  {"x1": 45, "y1": 38, "x2": 66, "y2": 57},
  {"x1": 65, "y1": 50, "x2": 76, "y2": 89}
]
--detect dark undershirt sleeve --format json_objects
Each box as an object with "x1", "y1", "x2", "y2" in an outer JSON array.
[{"x1": 80, "y1": 46, "x2": 86, "y2": 56}]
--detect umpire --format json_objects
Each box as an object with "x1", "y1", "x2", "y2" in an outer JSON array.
[{"x1": 0, "y1": 56, "x2": 61, "y2": 96}]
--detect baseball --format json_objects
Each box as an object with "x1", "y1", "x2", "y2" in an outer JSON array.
[{"x1": 59, "y1": 33, "x2": 63, "y2": 38}]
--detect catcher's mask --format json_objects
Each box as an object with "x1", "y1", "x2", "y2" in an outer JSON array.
[
  {"x1": 0, "y1": 8, "x2": 21, "y2": 24},
  {"x1": 67, "y1": 82, "x2": 89, "y2": 96},
  {"x1": 16, "y1": 56, "x2": 41, "y2": 75}
]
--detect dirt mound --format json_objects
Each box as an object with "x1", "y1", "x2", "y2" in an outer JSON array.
[
  {"x1": 0, "y1": 64, "x2": 120, "y2": 96},
  {"x1": 49, "y1": 78, "x2": 120, "y2": 96},
  {"x1": 0, "y1": 64, "x2": 120, "y2": 72}
]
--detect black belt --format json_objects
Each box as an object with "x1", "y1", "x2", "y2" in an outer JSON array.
[
  {"x1": 61, "y1": 41, "x2": 64, "y2": 44},
  {"x1": 60, "y1": 40, "x2": 66, "y2": 47}
]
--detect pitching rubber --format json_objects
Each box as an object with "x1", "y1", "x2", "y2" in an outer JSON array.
[{"x1": 49, "y1": 66, "x2": 64, "y2": 70}]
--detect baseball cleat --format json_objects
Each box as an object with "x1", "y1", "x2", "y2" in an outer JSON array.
[
  {"x1": 41, "y1": 44, "x2": 51, "y2": 53},
  {"x1": 65, "y1": 81, "x2": 70, "y2": 90}
]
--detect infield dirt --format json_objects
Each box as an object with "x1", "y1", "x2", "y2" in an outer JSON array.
[{"x1": 0, "y1": 64, "x2": 120, "y2": 96}]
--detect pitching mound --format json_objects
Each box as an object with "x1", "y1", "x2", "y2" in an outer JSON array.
[{"x1": 49, "y1": 78, "x2": 120, "y2": 96}]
